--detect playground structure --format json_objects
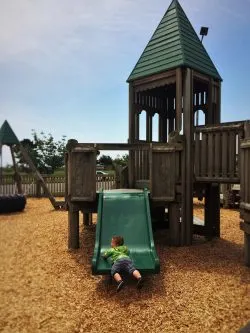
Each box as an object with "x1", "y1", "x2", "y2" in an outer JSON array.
[
  {"x1": 0, "y1": 120, "x2": 64, "y2": 211},
  {"x1": 64, "y1": 0, "x2": 250, "y2": 266}
]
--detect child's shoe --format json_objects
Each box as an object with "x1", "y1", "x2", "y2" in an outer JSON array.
[
  {"x1": 116, "y1": 280, "x2": 124, "y2": 292},
  {"x1": 136, "y1": 277, "x2": 144, "y2": 290}
]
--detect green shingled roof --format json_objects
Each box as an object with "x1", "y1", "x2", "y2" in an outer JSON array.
[
  {"x1": 0, "y1": 120, "x2": 19, "y2": 146},
  {"x1": 127, "y1": 0, "x2": 222, "y2": 82}
]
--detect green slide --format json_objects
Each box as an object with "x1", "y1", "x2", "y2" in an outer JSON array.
[{"x1": 92, "y1": 189, "x2": 160, "y2": 275}]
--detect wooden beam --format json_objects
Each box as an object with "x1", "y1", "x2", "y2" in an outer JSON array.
[
  {"x1": 244, "y1": 233, "x2": 250, "y2": 266},
  {"x1": 129, "y1": 83, "x2": 135, "y2": 143},
  {"x1": 146, "y1": 112, "x2": 152, "y2": 142},
  {"x1": 182, "y1": 68, "x2": 194, "y2": 245},
  {"x1": 135, "y1": 112, "x2": 140, "y2": 140},
  {"x1": 19, "y1": 144, "x2": 59, "y2": 208},
  {"x1": 132, "y1": 70, "x2": 176, "y2": 87},
  {"x1": 128, "y1": 83, "x2": 135, "y2": 187},
  {"x1": 176, "y1": 68, "x2": 182, "y2": 132},
  {"x1": 205, "y1": 183, "x2": 220, "y2": 239},
  {"x1": 195, "y1": 123, "x2": 244, "y2": 133},
  {"x1": 215, "y1": 82, "x2": 221, "y2": 123},
  {"x1": 195, "y1": 176, "x2": 240, "y2": 183},
  {"x1": 193, "y1": 71, "x2": 210, "y2": 84},
  {"x1": 72, "y1": 142, "x2": 182, "y2": 151},
  {"x1": 68, "y1": 204, "x2": 79, "y2": 249},
  {"x1": 10, "y1": 145, "x2": 22, "y2": 194},
  {"x1": 169, "y1": 203, "x2": 180, "y2": 246}
]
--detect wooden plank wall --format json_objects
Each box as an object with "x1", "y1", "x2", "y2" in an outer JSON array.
[
  {"x1": 69, "y1": 151, "x2": 96, "y2": 201},
  {"x1": 194, "y1": 124, "x2": 244, "y2": 183},
  {"x1": 150, "y1": 146, "x2": 182, "y2": 201}
]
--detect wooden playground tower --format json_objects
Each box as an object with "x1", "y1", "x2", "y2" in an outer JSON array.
[{"x1": 66, "y1": 0, "x2": 250, "y2": 265}]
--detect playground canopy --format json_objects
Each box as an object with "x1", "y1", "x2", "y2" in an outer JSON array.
[{"x1": 127, "y1": 0, "x2": 222, "y2": 82}]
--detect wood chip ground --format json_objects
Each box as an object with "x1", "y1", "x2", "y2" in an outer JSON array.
[{"x1": 0, "y1": 199, "x2": 249, "y2": 333}]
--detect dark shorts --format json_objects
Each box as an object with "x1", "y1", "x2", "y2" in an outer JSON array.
[{"x1": 111, "y1": 258, "x2": 136, "y2": 277}]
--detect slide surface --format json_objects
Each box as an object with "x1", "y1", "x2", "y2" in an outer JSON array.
[{"x1": 92, "y1": 189, "x2": 160, "y2": 275}]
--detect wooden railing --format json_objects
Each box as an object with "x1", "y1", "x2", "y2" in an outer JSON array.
[
  {"x1": 67, "y1": 142, "x2": 183, "y2": 202},
  {"x1": 134, "y1": 148, "x2": 150, "y2": 181},
  {"x1": 194, "y1": 123, "x2": 244, "y2": 183}
]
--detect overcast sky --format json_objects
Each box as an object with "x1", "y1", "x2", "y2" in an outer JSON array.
[{"x1": 0, "y1": 0, "x2": 250, "y2": 165}]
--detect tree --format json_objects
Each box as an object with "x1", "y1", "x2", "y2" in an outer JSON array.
[
  {"x1": 98, "y1": 154, "x2": 113, "y2": 166},
  {"x1": 14, "y1": 138, "x2": 38, "y2": 173},
  {"x1": 14, "y1": 130, "x2": 67, "y2": 174},
  {"x1": 113, "y1": 154, "x2": 129, "y2": 167}
]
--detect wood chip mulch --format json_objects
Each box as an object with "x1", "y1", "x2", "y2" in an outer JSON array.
[{"x1": 0, "y1": 199, "x2": 249, "y2": 333}]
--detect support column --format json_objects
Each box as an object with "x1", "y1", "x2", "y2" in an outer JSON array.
[
  {"x1": 169, "y1": 203, "x2": 180, "y2": 246},
  {"x1": 10, "y1": 145, "x2": 22, "y2": 194},
  {"x1": 146, "y1": 112, "x2": 152, "y2": 142},
  {"x1": 204, "y1": 78, "x2": 221, "y2": 239},
  {"x1": 135, "y1": 112, "x2": 140, "y2": 140},
  {"x1": 83, "y1": 212, "x2": 92, "y2": 226},
  {"x1": 181, "y1": 68, "x2": 194, "y2": 245},
  {"x1": 244, "y1": 233, "x2": 250, "y2": 266},
  {"x1": 162, "y1": 113, "x2": 167, "y2": 142},
  {"x1": 176, "y1": 68, "x2": 183, "y2": 133},
  {"x1": 158, "y1": 113, "x2": 163, "y2": 142},
  {"x1": 68, "y1": 203, "x2": 79, "y2": 249},
  {"x1": 205, "y1": 183, "x2": 220, "y2": 239},
  {"x1": 128, "y1": 83, "x2": 135, "y2": 187},
  {"x1": 168, "y1": 95, "x2": 175, "y2": 134}
]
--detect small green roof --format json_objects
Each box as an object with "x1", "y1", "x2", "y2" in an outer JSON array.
[
  {"x1": 0, "y1": 120, "x2": 19, "y2": 146},
  {"x1": 127, "y1": 0, "x2": 222, "y2": 82}
]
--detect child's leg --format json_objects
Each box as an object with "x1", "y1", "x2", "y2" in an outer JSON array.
[
  {"x1": 113, "y1": 272, "x2": 122, "y2": 283},
  {"x1": 132, "y1": 270, "x2": 144, "y2": 289},
  {"x1": 132, "y1": 270, "x2": 142, "y2": 280},
  {"x1": 113, "y1": 272, "x2": 124, "y2": 292},
  {"x1": 111, "y1": 262, "x2": 125, "y2": 292}
]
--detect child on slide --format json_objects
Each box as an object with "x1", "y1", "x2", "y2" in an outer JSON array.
[{"x1": 102, "y1": 235, "x2": 143, "y2": 292}]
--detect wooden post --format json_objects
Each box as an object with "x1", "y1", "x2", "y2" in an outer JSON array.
[
  {"x1": 68, "y1": 203, "x2": 79, "y2": 249},
  {"x1": 169, "y1": 202, "x2": 180, "y2": 245},
  {"x1": 244, "y1": 233, "x2": 250, "y2": 266},
  {"x1": 146, "y1": 112, "x2": 152, "y2": 142},
  {"x1": 19, "y1": 144, "x2": 58, "y2": 208},
  {"x1": 83, "y1": 212, "x2": 92, "y2": 226},
  {"x1": 158, "y1": 113, "x2": 163, "y2": 142},
  {"x1": 204, "y1": 79, "x2": 221, "y2": 239},
  {"x1": 83, "y1": 212, "x2": 89, "y2": 226},
  {"x1": 182, "y1": 68, "x2": 194, "y2": 245},
  {"x1": 135, "y1": 112, "x2": 140, "y2": 140},
  {"x1": 128, "y1": 83, "x2": 135, "y2": 187},
  {"x1": 36, "y1": 180, "x2": 42, "y2": 197},
  {"x1": 10, "y1": 145, "x2": 22, "y2": 194},
  {"x1": 214, "y1": 82, "x2": 221, "y2": 123},
  {"x1": 176, "y1": 68, "x2": 183, "y2": 133},
  {"x1": 205, "y1": 183, "x2": 220, "y2": 239},
  {"x1": 241, "y1": 121, "x2": 250, "y2": 266}
]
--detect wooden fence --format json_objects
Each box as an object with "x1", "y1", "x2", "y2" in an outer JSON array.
[
  {"x1": 194, "y1": 123, "x2": 244, "y2": 183},
  {"x1": 0, "y1": 174, "x2": 116, "y2": 197}
]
